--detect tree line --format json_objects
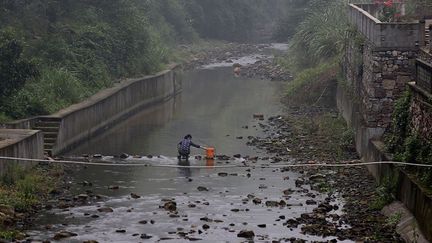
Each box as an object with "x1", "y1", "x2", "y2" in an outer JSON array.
[{"x1": 0, "y1": 0, "x2": 290, "y2": 120}]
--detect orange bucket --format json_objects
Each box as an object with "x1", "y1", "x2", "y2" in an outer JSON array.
[{"x1": 206, "y1": 147, "x2": 215, "y2": 159}]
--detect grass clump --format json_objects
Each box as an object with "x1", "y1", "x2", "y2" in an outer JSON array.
[
  {"x1": 285, "y1": 61, "x2": 338, "y2": 106},
  {"x1": 0, "y1": 164, "x2": 61, "y2": 212},
  {"x1": 370, "y1": 174, "x2": 399, "y2": 210}
]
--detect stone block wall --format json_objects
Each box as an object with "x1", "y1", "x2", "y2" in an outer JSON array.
[
  {"x1": 409, "y1": 83, "x2": 432, "y2": 140},
  {"x1": 361, "y1": 47, "x2": 416, "y2": 128},
  {"x1": 344, "y1": 39, "x2": 417, "y2": 128}
]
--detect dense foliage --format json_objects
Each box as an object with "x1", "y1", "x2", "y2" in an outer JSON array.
[
  {"x1": 0, "y1": 0, "x2": 286, "y2": 120},
  {"x1": 386, "y1": 92, "x2": 432, "y2": 185},
  {"x1": 286, "y1": 0, "x2": 350, "y2": 70}
]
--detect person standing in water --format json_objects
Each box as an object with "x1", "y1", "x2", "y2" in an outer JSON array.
[{"x1": 177, "y1": 134, "x2": 203, "y2": 160}]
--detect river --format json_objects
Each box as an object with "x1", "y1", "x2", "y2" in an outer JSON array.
[{"x1": 27, "y1": 49, "x2": 352, "y2": 242}]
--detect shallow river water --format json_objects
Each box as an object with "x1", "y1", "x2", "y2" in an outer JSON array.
[{"x1": 27, "y1": 56, "x2": 353, "y2": 242}]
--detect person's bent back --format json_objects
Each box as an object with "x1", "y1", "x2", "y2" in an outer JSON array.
[{"x1": 177, "y1": 134, "x2": 201, "y2": 160}]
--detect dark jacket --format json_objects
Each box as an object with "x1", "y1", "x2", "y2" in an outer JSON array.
[{"x1": 178, "y1": 138, "x2": 200, "y2": 155}]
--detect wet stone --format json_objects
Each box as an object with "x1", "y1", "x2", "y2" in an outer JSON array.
[
  {"x1": 130, "y1": 193, "x2": 141, "y2": 199},
  {"x1": 197, "y1": 186, "x2": 209, "y2": 192},
  {"x1": 97, "y1": 207, "x2": 113, "y2": 213},
  {"x1": 237, "y1": 230, "x2": 255, "y2": 239},
  {"x1": 283, "y1": 189, "x2": 295, "y2": 195},
  {"x1": 306, "y1": 200, "x2": 317, "y2": 205},
  {"x1": 81, "y1": 181, "x2": 93, "y2": 186},
  {"x1": 265, "y1": 201, "x2": 279, "y2": 207},
  {"x1": 53, "y1": 231, "x2": 78, "y2": 240},
  {"x1": 218, "y1": 172, "x2": 228, "y2": 177},
  {"x1": 162, "y1": 201, "x2": 177, "y2": 212},
  {"x1": 77, "y1": 194, "x2": 88, "y2": 201},
  {"x1": 200, "y1": 217, "x2": 213, "y2": 222},
  {"x1": 252, "y1": 198, "x2": 262, "y2": 204},
  {"x1": 115, "y1": 229, "x2": 126, "y2": 233},
  {"x1": 120, "y1": 153, "x2": 129, "y2": 159}
]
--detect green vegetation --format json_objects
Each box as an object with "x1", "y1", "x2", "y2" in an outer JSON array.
[
  {"x1": 285, "y1": 61, "x2": 338, "y2": 105},
  {"x1": 0, "y1": 164, "x2": 60, "y2": 212},
  {"x1": 284, "y1": 0, "x2": 350, "y2": 71},
  {"x1": 0, "y1": 0, "x2": 287, "y2": 120},
  {"x1": 279, "y1": 0, "x2": 352, "y2": 104},
  {"x1": 386, "y1": 212, "x2": 402, "y2": 227},
  {"x1": 386, "y1": 92, "x2": 432, "y2": 185},
  {"x1": 370, "y1": 174, "x2": 399, "y2": 210},
  {"x1": 0, "y1": 164, "x2": 62, "y2": 238}
]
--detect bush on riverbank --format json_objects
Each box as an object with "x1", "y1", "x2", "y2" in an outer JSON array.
[
  {"x1": 0, "y1": 164, "x2": 62, "y2": 239},
  {"x1": 285, "y1": 61, "x2": 338, "y2": 106},
  {"x1": 280, "y1": 0, "x2": 351, "y2": 106}
]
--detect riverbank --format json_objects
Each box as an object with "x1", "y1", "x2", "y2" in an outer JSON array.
[
  {"x1": 0, "y1": 163, "x2": 64, "y2": 240},
  {"x1": 248, "y1": 102, "x2": 403, "y2": 241}
]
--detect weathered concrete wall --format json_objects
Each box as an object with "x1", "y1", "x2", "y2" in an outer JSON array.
[
  {"x1": 348, "y1": 4, "x2": 425, "y2": 49},
  {"x1": 51, "y1": 65, "x2": 182, "y2": 155},
  {"x1": 3, "y1": 118, "x2": 37, "y2": 130},
  {"x1": 0, "y1": 129, "x2": 44, "y2": 175}
]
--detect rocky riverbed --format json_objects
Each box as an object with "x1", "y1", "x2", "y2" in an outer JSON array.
[
  {"x1": 6, "y1": 43, "x2": 403, "y2": 242},
  {"x1": 245, "y1": 108, "x2": 403, "y2": 242},
  {"x1": 182, "y1": 42, "x2": 293, "y2": 81}
]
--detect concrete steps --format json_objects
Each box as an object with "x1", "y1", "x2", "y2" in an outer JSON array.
[{"x1": 33, "y1": 117, "x2": 62, "y2": 156}]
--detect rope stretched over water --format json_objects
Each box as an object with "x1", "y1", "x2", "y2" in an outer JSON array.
[{"x1": 0, "y1": 156, "x2": 432, "y2": 169}]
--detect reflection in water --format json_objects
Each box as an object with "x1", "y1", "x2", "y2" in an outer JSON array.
[
  {"x1": 177, "y1": 159, "x2": 191, "y2": 178},
  {"x1": 205, "y1": 159, "x2": 215, "y2": 167},
  {"x1": 68, "y1": 67, "x2": 285, "y2": 158},
  {"x1": 69, "y1": 94, "x2": 179, "y2": 155}
]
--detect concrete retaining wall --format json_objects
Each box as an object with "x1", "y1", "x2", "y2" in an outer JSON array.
[
  {"x1": 348, "y1": 4, "x2": 424, "y2": 49},
  {"x1": 337, "y1": 84, "x2": 432, "y2": 242},
  {"x1": 0, "y1": 129, "x2": 44, "y2": 175},
  {"x1": 51, "y1": 65, "x2": 182, "y2": 155}
]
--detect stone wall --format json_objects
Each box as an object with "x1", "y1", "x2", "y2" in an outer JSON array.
[
  {"x1": 408, "y1": 83, "x2": 432, "y2": 140},
  {"x1": 419, "y1": 48, "x2": 432, "y2": 64},
  {"x1": 362, "y1": 46, "x2": 416, "y2": 128},
  {"x1": 0, "y1": 129, "x2": 44, "y2": 175},
  {"x1": 344, "y1": 39, "x2": 416, "y2": 129}
]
